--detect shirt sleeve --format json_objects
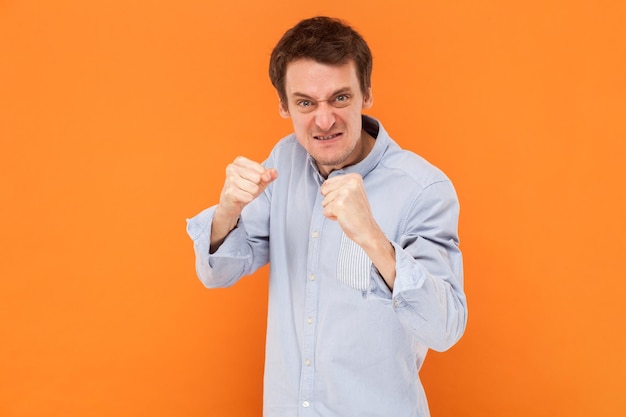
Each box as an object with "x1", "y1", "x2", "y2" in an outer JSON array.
[
  {"x1": 366, "y1": 179, "x2": 468, "y2": 352},
  {"x1": 185, "y1": 205, "x2": 264, "y2": 288}
]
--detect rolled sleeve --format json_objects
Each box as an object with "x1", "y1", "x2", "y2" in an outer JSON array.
[
  {"x1": 365, "y1": 180, "x2": 467, "y2": 352},
  {"x1": 186, "y1": 207, "x2": 252, "y2": 288}
]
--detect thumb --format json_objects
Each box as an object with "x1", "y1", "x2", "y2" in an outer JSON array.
[{"x1": 261, "y1": 168, "x2": 278, "y2": 185}]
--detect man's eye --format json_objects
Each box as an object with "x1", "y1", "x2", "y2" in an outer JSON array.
[
  {"x1": 298, "y1": 100, "x2": 312, "y2": 107},
  {"x1": 334, "y1": 95, "x2": 351, "y2": 105}
]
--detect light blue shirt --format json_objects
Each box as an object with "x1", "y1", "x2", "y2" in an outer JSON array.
[{"x1": 186, "y1": 116, "x2": 467, "y2": 417}]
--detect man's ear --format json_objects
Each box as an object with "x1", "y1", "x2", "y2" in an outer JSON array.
[
  {"x1": 278, "y1": 100, "x2": 290, "y2": 119},
  {"x1": 363, "y1": 87, "x2": 374, "y2": 109}
]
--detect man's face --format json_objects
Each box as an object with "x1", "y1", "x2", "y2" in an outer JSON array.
[{"x1": 280, "y1": 58, "x2": 373, "y2": 177}]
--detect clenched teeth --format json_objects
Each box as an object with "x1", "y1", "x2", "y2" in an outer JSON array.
[{"x1": 315, "y1": 133, "x2": 340, "y2": 140}]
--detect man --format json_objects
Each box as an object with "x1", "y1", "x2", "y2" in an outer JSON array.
[{"x1": 187, "y1": 16, "x2": 467, "y2": 417}]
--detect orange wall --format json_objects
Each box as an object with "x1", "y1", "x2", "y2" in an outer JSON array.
[{"x1": 1, "y1": 1, "x2": 625, "y2": 416}]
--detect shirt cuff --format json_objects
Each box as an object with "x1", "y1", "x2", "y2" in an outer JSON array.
[
  {"x1": 365, "y1": 241, "x2": 427, "y2": 302},
  {"x1": 186, "y1": 207, "x2": 214, "y2": 241}
]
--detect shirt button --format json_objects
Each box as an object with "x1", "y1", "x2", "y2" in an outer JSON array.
[
  {"x1": 305, "y1": 359, "x2": 311, "y2": 366},
  {"x1": 311, "y1": 231, "x2": 319, "y2": 238},
  {"x1": 307, "y1": 317, "x2": 313, "y2": 324},
  {"x1": 302, "y1": 401, "x2": 310, "y2": 408},
  {"x1": 309, "y1": 274, "x2": 316, "y2": 281}
]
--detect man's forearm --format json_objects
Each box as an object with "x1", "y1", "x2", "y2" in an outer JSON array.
[
  {"x1": 209, "y1": 206, "x2": 240, "y2": 253},
  {"x1": 360, "y1": 226, "x2": 397, "y2": 290}
]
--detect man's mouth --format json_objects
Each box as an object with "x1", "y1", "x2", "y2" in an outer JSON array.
[{"x1": 314, "y1": 133, "x2": 341, "y2": 141}]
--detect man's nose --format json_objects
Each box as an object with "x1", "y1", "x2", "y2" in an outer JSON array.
[{"x1": 314, "y1": 102, "x2": 336, "y2": 131}]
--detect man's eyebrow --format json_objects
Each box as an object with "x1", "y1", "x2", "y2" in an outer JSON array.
[{"x1": 291, "y1": 88, "x2": 353, "y2": 99}]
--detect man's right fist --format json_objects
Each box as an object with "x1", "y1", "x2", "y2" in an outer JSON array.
[{"x1": 219, "y1": 156, "x2": 278, "y2": 218}]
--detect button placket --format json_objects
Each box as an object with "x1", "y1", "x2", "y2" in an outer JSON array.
[{"x1": 299, "y1": 192, "x2": 326, "y2": 414}]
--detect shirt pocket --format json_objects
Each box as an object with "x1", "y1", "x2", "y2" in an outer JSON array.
[{"x1": 336, "y1": 233, "x2": 372, "y2": 291}]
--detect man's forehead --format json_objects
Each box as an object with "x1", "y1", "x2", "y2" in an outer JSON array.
[{"x1": 284, "y1": 58, "x2": 359, "y2": 97}]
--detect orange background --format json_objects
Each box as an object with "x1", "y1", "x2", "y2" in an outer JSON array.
[{"x1": 1, "y1": 1, "x2": 625, "y2": 416}]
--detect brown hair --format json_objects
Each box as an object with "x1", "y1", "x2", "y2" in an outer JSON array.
[{"x1": 269, "y1": 16, "x2": 373, "y2": 103}]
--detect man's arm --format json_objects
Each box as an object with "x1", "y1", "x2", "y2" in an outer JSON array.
[
  {"x1": 388, "y1": 180, "x2": 466, "y2": 351},
  {"x1": 321, "y1": 174, "x2": 467, "y2": 351},
  {"x1": 210, "y1": 156, "x2": 277, "y2": 253}
]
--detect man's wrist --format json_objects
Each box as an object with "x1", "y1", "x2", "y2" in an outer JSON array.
[{"x1": 210, "y1": 206, "x2": 240, "y2": 253}]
